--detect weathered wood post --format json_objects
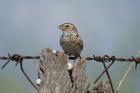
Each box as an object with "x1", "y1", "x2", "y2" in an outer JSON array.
[{"x1": 37, "y1": 48, "x2": 112, "y2": 93}]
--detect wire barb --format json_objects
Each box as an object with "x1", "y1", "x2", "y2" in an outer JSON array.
[{"x1": 1, "y1": 53, "x2": 22, "y2": 69}]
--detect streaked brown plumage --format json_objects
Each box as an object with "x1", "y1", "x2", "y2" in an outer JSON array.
[{"x1": 58, "y1": 23, "x2": 83, "y2": 57}]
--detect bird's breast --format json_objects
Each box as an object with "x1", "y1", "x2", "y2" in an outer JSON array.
[
  {"x1": 62, "y1": 32, "x2": 77, "y2": 41},
  {"x1": 60, "y1": 32, "x2": 82, "y2": 56}
]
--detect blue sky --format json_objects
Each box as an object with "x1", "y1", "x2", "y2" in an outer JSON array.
[{"x1": 0, "y1": 0, "x2": 140, "y2": 93}]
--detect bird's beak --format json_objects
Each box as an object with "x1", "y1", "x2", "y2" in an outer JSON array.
[
  {"x1": 58, "y1": 25, "x2": 64, "y2": 31},
  {"x1": 58, "y1": 25, "x2": 61, "y2": 29}
]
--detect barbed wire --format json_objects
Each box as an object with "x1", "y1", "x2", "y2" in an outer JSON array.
[
  {"x1": 0, "y1": 53, "x2": 140, "y2": 68},
  {"x1": 0, "y1": 53, "x2": 140, "y2": 92}
]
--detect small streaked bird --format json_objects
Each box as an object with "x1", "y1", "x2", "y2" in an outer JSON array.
[{"x1": 58, "y1": 23, "x2": 83, "y2": 58}]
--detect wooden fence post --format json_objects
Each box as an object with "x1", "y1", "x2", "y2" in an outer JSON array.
[{"x1": 37, "y1": 48, "x2": 112, "y2": 93}]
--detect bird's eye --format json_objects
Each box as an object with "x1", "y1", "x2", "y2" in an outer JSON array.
[{"x1": 65, "y1": 25, "x2": 69, "y2": 28}]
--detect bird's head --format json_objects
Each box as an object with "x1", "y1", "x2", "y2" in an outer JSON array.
[{"x1": 58, "y1": 23, "x2": 77, "y2": 32}]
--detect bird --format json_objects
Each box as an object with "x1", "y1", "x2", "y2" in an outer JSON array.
[{"x1": 58, "y1": 23, "x2": 83, "y2": 58}]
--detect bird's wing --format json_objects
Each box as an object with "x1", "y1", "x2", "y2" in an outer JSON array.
[
  {"x1": 76, "y1": 35, "x2": 83, "y2": 50},
  {"x1": 60, "y1": 35, "x2": 64, "y2": 46}
]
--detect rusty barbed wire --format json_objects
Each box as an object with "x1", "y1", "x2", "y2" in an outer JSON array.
[
  {"x1": 0, "y1": 54, "x2": 140, "y2": 65},
  {"x1": 0, "y1": 54, "x2": 39, "y2": 61}
]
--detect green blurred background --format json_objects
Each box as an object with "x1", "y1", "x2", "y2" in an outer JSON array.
[{"x1": 0, "y1": 0, "x2": 140, "y2": 93}]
